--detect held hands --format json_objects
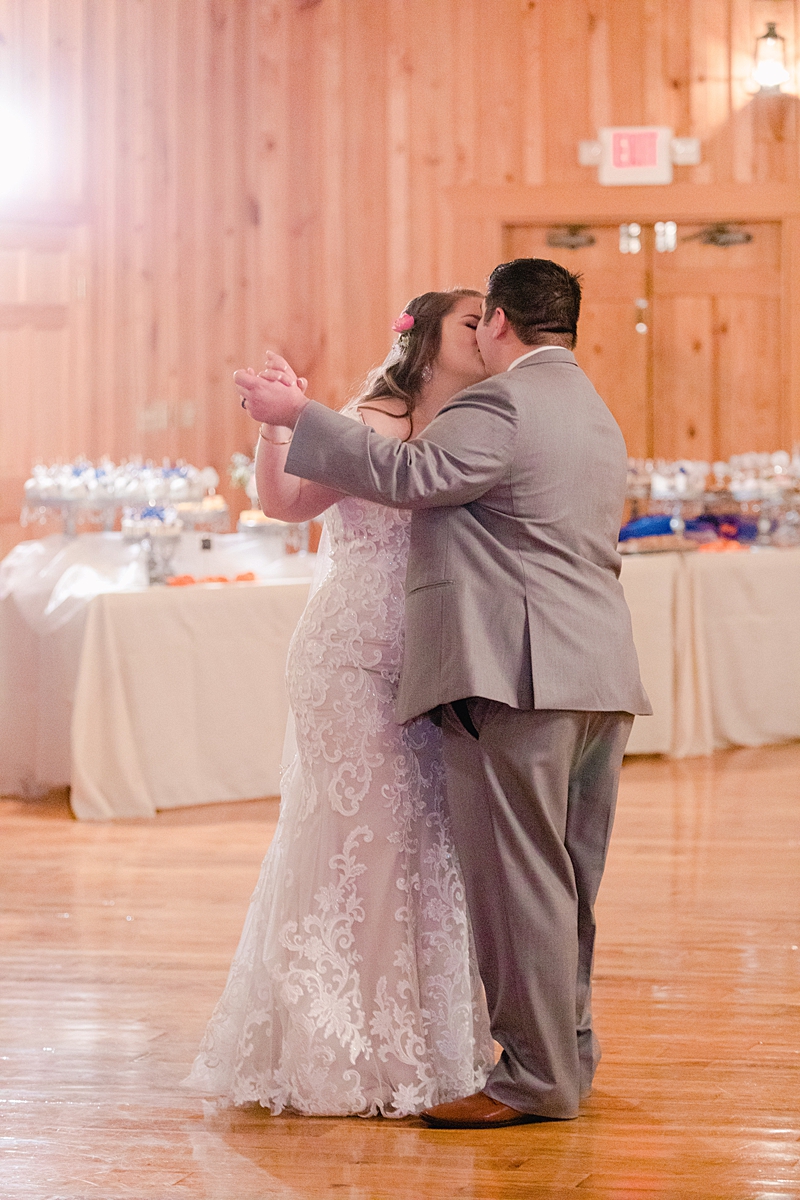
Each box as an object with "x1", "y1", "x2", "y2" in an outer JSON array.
[{"x1": 234, "y1": 352, "x2": 309, "y2": 429}]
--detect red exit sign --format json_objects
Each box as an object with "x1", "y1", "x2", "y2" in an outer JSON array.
[
  {"x1": 599, "y1": 127, "x2": 672, "y2": 185},
  {"x1": 612, "y1": 130, "x2": 658, "y2": 168}
]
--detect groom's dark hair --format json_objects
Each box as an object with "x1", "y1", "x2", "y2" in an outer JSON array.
[{"x1": 484, "y1": 258, "x2": 582, "y2": 348}]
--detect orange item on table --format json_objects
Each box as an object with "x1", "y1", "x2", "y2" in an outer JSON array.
[
  {"x1": 167, "y1": 571, "x2": 258, "y2": 586},
  {"x1": 696, "y1": 539, "x2": 747, "y2": 553}
]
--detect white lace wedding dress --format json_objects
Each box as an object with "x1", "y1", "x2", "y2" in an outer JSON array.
[{"x1": 188, "y1": 482, "x2": 493, "y2": 1117}]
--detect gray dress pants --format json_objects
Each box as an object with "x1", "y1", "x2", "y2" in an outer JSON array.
[{"x1": 440, "y1": 700, "x2": 633, "y2": 1119}]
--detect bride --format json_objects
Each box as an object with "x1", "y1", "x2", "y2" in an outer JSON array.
[{"x1": 188, "y1": 289, "x2": 493, "y2": 1117}]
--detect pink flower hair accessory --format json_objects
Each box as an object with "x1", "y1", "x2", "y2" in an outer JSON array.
[{"x1": 392, "y1": 311, "x2": 415, "y2": 334}]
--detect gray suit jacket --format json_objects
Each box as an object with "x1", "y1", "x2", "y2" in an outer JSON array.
[{"x1": 286, "y1": 348, "x2": 651, "y2": 723}]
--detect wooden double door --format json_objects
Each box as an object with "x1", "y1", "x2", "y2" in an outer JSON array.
[{"x1": 505, "y1": 222, "x2": 783, "y2": 461}]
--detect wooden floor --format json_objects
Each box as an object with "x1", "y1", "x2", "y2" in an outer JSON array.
[{"x1": 2, "y1": 746, "x2": 799, "y2": 1200}]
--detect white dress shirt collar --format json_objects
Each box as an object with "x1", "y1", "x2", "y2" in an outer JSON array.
[{"x1": 506, "y1": 345, "x2": 568, "y2": 372}]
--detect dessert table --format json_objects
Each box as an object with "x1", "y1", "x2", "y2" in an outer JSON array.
[
  {"x1": 0, "y1": 533, "x2": 312, "y2": 818},
  {"x1": 2, "y1": 532, "x2": 800, "y2": 819},
  {"x1": 70, "y1": 577, "x2": 311, "y2": 819},
  {"x1": 622, "y1": 546, "x2": 800, "y2": 757},
  {"x1": 687, "y1": 546, "x2": 800, "y2": 751},
  {"x1": 617, "y1": 552, "x2": 679, "y2": 755}
]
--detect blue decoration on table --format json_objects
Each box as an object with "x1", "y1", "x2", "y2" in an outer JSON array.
[
  {"x1": 619, "y1": 513, "x2": 758, "y2": 543},
  {"x1": 698, "y1": 513, "x2": 758, "y2": 542},
  {"x1": 618, "y1": 515, "x2": 673, "y2": 540}
]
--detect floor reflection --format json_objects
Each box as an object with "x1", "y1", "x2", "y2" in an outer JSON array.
[{"x1": 2, "y1": 744, "x2": 799, "y2": 1198}]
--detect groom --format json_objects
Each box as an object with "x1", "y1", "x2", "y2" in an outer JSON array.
[{"x1": 235, "y1": 258, "x2": 651, "y2": 1129}]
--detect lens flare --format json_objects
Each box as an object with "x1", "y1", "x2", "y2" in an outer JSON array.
[{"x1": 0, "y1": 105, "x2": 33, "y2": 198}]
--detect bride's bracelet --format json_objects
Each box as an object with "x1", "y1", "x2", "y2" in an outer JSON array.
[{"x1": 259, "y1": 423, "x2": 293, "y2": 446}]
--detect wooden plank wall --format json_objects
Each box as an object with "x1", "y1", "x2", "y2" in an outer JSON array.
[
  {"x1": 0, "y1": 0, "x2": 293, "y2": 552},
  {"x1": 84, "y1": 0, "x2": 289, "y2": 505},
  {"x1": 288, "y1": 0, "x2": 800, "y2": 403},
  {"x1": 0, "y1": 0, "x2": 799, "y2": 552}
]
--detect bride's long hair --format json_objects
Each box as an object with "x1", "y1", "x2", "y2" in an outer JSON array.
[{"x1": 350, "y1": 288, "x2": 483, "y2": 430}]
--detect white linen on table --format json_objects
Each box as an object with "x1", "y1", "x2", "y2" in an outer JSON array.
[
  {"x1": 620, "y1": 546, "x2": 800, "y2": 757},
  {"x1": 619, "y1": 552, "x2": 679, "y2": 755},
  {"x1": 0, "y1": 531, "x2": 293, "y2": 635},
  {"x1": 670, "y1": 553, "x2": 714, "y2": 758},
  {"x1": 0, "y1": 589, "x2": 90, "y2": 795},
  {"x1": 70, "y1": 579, "x2": 311, "y2": 820},
  {"x1": 0, "y1": 534, "x2": 147, "y2": 795},
  {"x1": 0, "y1": 532, "x2": 311, "y2": 802},
  {"x1": 5, "y1": 533, "x2": 800, "y2": 813},
  {"x1": 0, "y1": 591, "x2": 45, "y2": 795},
  {"x1": 690, "y1": 547, "x2": 800, "y2": 750}
]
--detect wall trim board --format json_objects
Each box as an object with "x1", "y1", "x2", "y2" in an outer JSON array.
[
  {"x1": 0, "y1": 205, "x2": 90, "y2": 228},
  {"x1": 445, "y1": 184, "x2": 800, "y2": 225}
]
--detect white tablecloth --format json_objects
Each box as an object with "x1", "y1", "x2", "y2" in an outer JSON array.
[
  {"x1": 619, "y1": 553, "x2": 679, "y2": 756},
  {"x1": 691, "y1": 548, "x2": 800, "y2": 751},
  {"x1": 70, "y1": 579, "x2": 310, "y2": 819},
  {"x1": 0, "y1": 533, "x2": 312, "y2": 816},
  {"x1": 3, "y1": 533, "x2": 800, "y2": 817},
  {"x1": 621, "y1": 547, "x2": 800, "y2": 757}
]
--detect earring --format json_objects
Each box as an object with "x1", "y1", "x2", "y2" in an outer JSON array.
[{"x1": 421, "y1": 364, "x2": 433, "y2": 383}]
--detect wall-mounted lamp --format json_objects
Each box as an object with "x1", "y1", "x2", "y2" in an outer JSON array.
[{"x1": 752, "y1": 22, "x2": 790, "y2": 93}]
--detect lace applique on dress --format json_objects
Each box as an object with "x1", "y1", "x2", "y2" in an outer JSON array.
[{"x1": 187, "y1": 477, "x2": 493, "y2": 1116}]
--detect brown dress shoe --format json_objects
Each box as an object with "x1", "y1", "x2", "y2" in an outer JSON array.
[{"x1": 420, "y1": 1090, "x2": 545, "y2": 1129}]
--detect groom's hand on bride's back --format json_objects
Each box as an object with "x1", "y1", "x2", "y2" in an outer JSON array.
[{"x1": 234, "y1": 350, "x2": 309, "y2": 427}]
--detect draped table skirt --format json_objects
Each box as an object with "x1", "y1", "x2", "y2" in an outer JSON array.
[
  {"x1": 621, "y1": 546, "x2": 800, "y2": 757},
  {"x1": 3, "y1": 538, "x2": 800, "y2": 818},
  {"x1": 0, "y1": 532, "x2": 312, "y2": 818},
  {"x1": 70, "y1": 580, "x2": 312, "y2": 818}
]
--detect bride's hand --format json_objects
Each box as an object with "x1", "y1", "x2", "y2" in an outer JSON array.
[
  {"x1": 259, "y1": 351, "x2": 308, "y2": 394},
  {"x1": 234, "y1": 356, "x2": 309, "y2": 428}
]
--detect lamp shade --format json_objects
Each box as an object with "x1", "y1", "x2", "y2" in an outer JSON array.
[{"x1": 753, "y1": 22, "x2": 789, "y2": 91}]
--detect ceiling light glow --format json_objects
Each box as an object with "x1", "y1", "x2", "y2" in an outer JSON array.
[{"x1": 0, "y1": 104, "x2": 34, "y2": 199}]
